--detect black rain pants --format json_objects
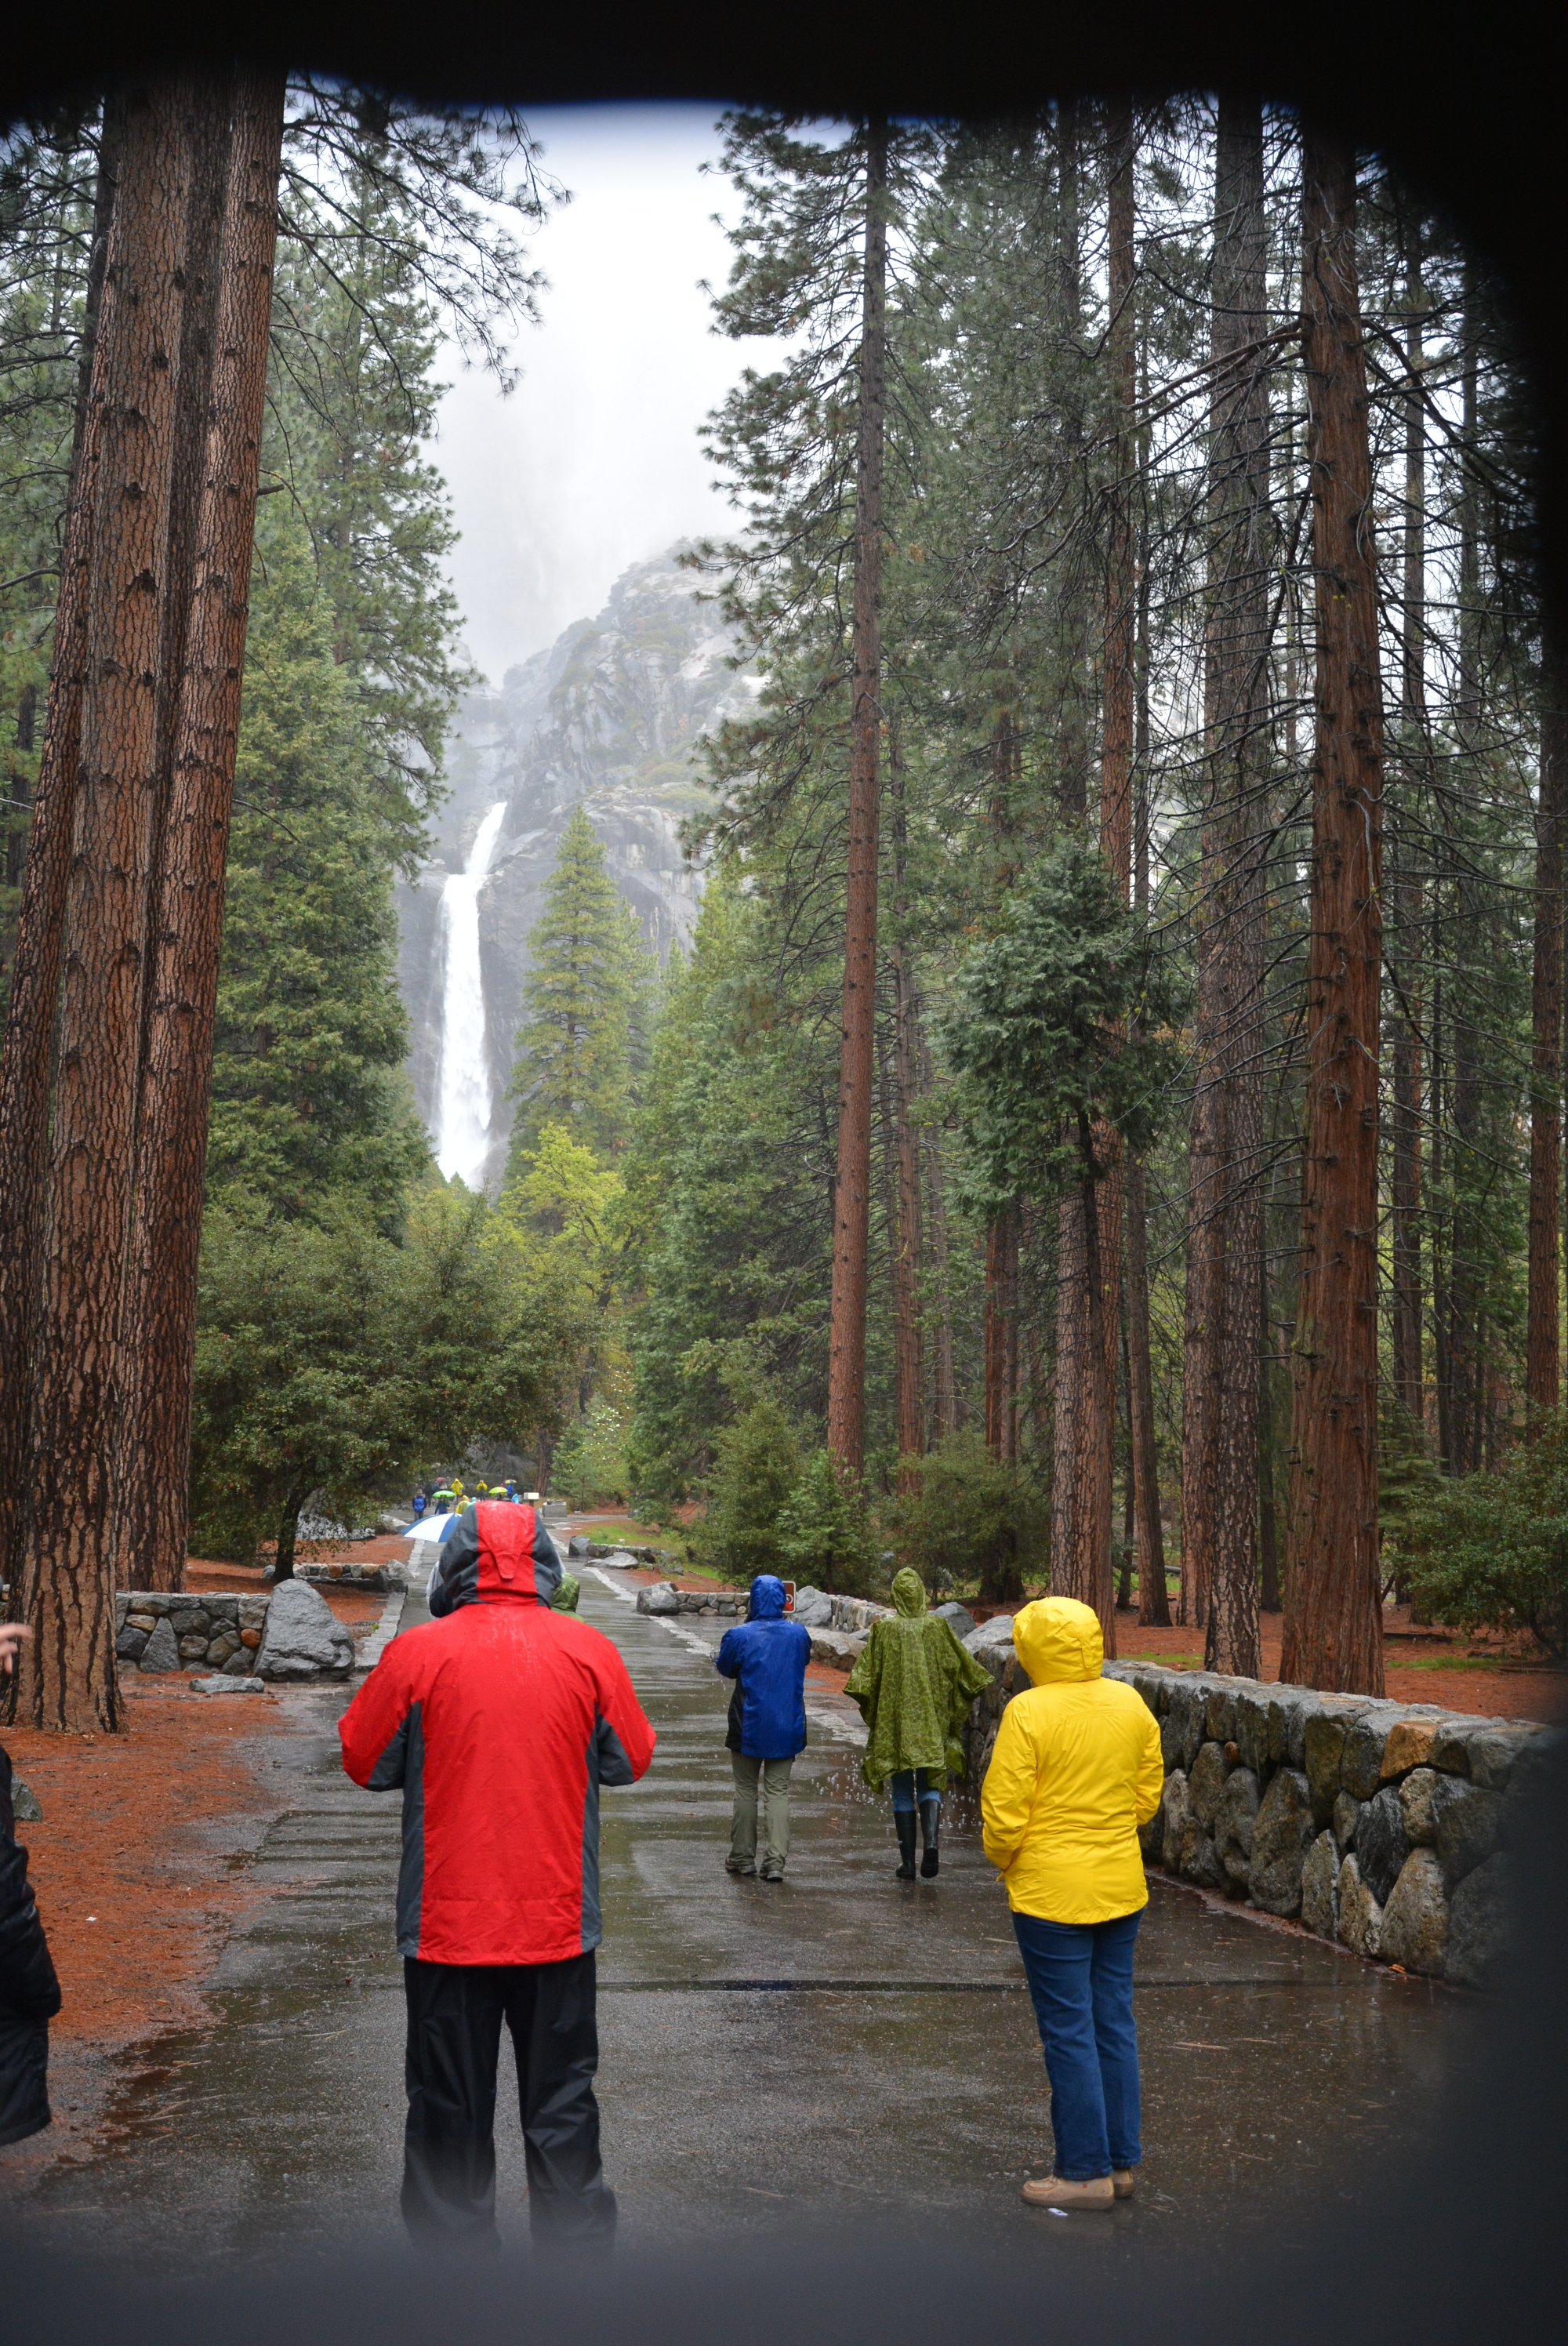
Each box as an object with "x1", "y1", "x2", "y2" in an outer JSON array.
[{"x1": 401, "y1": 1951, "x2": 615, "y2": 2249}]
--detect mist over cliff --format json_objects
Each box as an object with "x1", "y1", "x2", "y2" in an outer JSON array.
[{"x1": 398, "y1": 548, "x2": 752, "y2": 1193}]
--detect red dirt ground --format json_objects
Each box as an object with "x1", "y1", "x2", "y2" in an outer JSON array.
[
  {"x1": 1112, "y1": 1607, "x2": 1566, "y2": 1723},
  {"x1": 5, "y1": 1567, "x2": 391, "y2": 2040},
  {"x1": 0, "y1": 1548, "x2": 404, "y2": 2191}
]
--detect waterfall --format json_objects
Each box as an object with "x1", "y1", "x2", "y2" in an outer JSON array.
[{"x1": 432, "y1": 800, "x2": 508, "y2": 1188}]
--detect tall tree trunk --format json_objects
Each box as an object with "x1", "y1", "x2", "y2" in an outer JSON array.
[
  {"x1": 1125, "y1": 263, "x2": 1170, "y2": 1632},
  {"x1": 826, "y1": 118, "x2": 887, "y2": 1480},
  {"x1": 8, "y1": 83, "x2": 198, "y2": 1731},
  {"x1": 886, "y1": 736, "x2": 925, "y2": 1484},
  {"x1": 1391, "y1": 240, "x2": 1427, "y2": 1424},
  {"x1": 1192, "y1": 98, "x2": 1269, "y2": 1679},
  {"x1": 916, "y1": 1018, "x2": 957, "y2": 1436},
  {"x1": 1530, "y1": 670, "x2": 1568, "y2": 1422},
  {"x1": 1445, "y1": 950, "x2": 1481, "y2": 1473},
  {"x1": 1258, "y1": 1224, "x2": 1282, "y2": 1611},
  {"x1": 1431, "y1": 961, "x2": 1453, "y2": 1466},
  {"x1": 1126, "y1": 1155, "x2": 1170, "y2": 1625},
  {"x1": 984, "y1": 1210, "x2": 1020, "y2": 1465},
  {"x1": 0, "y1": 109, "x2": 122, "y2": 1614},
  {"x1": 1444, "y1": 286, "x2": 1484, "y2": 1473},
  {"x1": 114, "y1": 72, "x2": 285, "y2": 1589},
  {"x1": 1048, "y1": 104, "x2": 1137, "y2": 1656},
  {"x1": 1283, "y1": 129, "x2": 1386, "y2": 1698}
]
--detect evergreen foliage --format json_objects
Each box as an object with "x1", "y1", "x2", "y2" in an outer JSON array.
[
  {"x1": 887, "y1": 1432, "x2": 1048, "y2": 1604},
  {"x1": 208, "y1": 516, "x2": 426, "y2": 1222},
  {"x1": 775, "y1": 1451, "x2": 880, "y2": 1596},
  {"x1": 942, "y1": 833, "x2": 1183, "y2": 1215},
  {"x1": 689, "y1": 1397, "x2": 801, "y2": 1581},
  {"x1": 1403, "y1": 1413, "x2": 1568, "y2": 1659},
  {"x1": 506, "y1": 805, "x2": 653, "y2": 1168}
]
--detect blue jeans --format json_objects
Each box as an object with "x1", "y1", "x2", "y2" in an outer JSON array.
[
  {"x1": 1012, "y1": 1910, "x2": 1142, "y2": 2181},
  {"x1": 889, "y1": 1768, "x2": 941, "y2": 1814}
]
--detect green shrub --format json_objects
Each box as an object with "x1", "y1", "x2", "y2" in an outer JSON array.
[
  {"x1": 887, "y1": 1429, "x2": 1047, "y2": 1604},
  {"x1": 1404, "y1": 1413, "x2": 1568, "y2": 1660},
  {"x1": 776, "y1": 1449, "x2": 880, "y2": 1595},
  {"x1": 689, "y1": 1398, "x2": 801, "y2": 1582}
]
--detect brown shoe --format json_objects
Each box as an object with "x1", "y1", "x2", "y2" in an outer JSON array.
[
  {"x1": 1112, "y1": 2168, "x2": 1137, "y2": 2199},
  {"x1": 1020, "y1": 2174, "x2": 1115, "y2": 2210}
]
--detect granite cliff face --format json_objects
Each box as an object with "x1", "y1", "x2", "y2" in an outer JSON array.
[{"x1": 399, "y1": 548, "x2": 751, "y2": 1193}]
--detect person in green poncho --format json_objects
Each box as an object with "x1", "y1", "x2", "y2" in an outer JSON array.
[
  {"x1": 845, "y1": 1568, "x2": 993, "y2": 1881},
  {"x1": 551, "y1": 1572, "x2": 582, "y2": 1614}
]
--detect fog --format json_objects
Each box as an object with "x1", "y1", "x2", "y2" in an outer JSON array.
[{"x1": 436, "y1": 105, "x2": 760, "y2": 685}]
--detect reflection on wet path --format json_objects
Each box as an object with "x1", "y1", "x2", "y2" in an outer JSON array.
[{"x1": 20, "y1": 1571, "x2": 1474, "y2": 2262}]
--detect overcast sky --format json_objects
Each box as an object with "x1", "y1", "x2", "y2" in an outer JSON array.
[{"x1": 435, "y1": 106, "x2": 760, "y2": 685}]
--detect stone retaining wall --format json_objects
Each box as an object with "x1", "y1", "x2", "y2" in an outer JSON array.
[
  {"x1": 297, "y1": 1561, "x2": 397, "y2": 1592},
  {"x1": 959, "y1": 1633, "x2": 1558, "y2": 1990},
  {"x1": 114, "y1": 1579, "x2": 356, "y2": 1682},
  {"x1": 115, "y1": 1590, "x2": 268, "y2": 1676}
]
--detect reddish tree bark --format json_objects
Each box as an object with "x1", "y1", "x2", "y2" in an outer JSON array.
[
  {"x1": 9, "y1": 82, "x2": 198, "y2": 1730},
  {"x1": 0, "y1": 104, "x2": 122, "y2": 1607},
  {"x1": 916, "y1": 1017, "x2": 957, "y2": 1439},
  {"x1": 1049, "y1": 105, "x2": 1138, "y2": 1656},
  {"x1": 887, "y1": 742, "x2": 925, "y2": 1487},
  {"x1": 114, "y1": 71, "x2": 285, "y2": 1588},
  {"x1": 1192, "y1": 99, "x2": 1269, "y2": 1679},
  {"x1": 826, "y1": 118, "x2": 887, "y2": 1480},
  {"x1": 1283, "y1": 130, "x2": 1386, "y2": 1697},
  {"x1": 1391, "y1": 245, "x2": 1428, "y2": 1424},
  {"x1": 1126, "y1": 1154, "x2": 1169, "y2": 1625},
  {"x1": 1529, "y1": 678, "x2": 1567, "y2": 1422}
]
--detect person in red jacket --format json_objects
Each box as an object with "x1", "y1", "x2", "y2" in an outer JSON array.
[{"x1": 339, "y1": 1501, "x2": 655, "y2": 2249}]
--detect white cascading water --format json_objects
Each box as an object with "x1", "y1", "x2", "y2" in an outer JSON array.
[{"x1": 432, "y1": 800, "x2": 508, "y2": 1187}]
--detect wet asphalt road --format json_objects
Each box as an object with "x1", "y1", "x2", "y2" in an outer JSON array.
[{"x1": 21, "y1": 1568, "x2": 1475, "y2": 2266}]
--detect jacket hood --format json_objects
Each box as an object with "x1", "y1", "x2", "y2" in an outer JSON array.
[
  {"x1": 476, "y1": 1502, "x2": 559, "y2": 1604},
  {"x1": 1011, "y1": 1596, "x2": 1103, "y2": 1684},
  {"x1": 749, "y1": 1574, "x2": 787, "y2": 1620},
  {"x1": 429, "y1": 1502, "x2": 563, "y2": 1617},
  {"x1": 891, "y1": 1568, "x2": 927, "y2": 1618}
]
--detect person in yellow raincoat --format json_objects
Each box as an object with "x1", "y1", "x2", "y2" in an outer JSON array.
[{"x1": 980, "y1": 1595, "x2": 1163, "y2": 2213}]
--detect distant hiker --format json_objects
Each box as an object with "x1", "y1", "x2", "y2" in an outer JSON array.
[
  {"x1": 553, "y1": 1571, "x2": 582, "y2": 1613},
  {"x1": 339, "y1": 1498, "x2": 655, "y2": 2249},
  {"x1": 0, "y1": 1631, "x2": 62, "y2": 2150},
  {"x1": 714, "y1": 1574, "x2": 811, "y2": 1883},
  {"x1": 412, "y1": 1488, "x2": 428, "y2": 1520},
  {"x1": 980, "y1": 1596, "x2": 1163, "y2": 2213},
  {"x1": 845, "y1": 1569, "x2": 991, "y2": 1881}
]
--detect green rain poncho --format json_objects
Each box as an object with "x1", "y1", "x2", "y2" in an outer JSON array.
[
  {"x1": 552, "y1": 1573, "x2": 582, "y2": 1614},
  {"x1": 844, "y1": 1569, "x2": 993, "y2": 1793}
]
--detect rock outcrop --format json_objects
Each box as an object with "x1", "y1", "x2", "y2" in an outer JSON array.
[{"x1": 400, "y1": 548, "x2": 756, "y2": 1192}]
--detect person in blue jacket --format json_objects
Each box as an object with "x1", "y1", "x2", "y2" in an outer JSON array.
[{"x1": 715, "y1": 1574, "x2": 811, "y2": 1883}]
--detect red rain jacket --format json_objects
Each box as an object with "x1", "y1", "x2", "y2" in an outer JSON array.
[{"x1": 339, "y1": 1503, "x2": 655, "y2": 1965}]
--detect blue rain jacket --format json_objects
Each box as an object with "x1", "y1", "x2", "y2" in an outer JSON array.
[{"x1": 715, "y1": 1575, "x2": 811, "y2": 1761}]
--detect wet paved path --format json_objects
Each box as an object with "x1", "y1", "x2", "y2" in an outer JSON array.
[{"x1": 25, "y1": 1571, "x2": 1474, "y2": 2264}]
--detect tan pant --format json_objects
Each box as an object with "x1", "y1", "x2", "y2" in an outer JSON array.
[{"x1": 729, "y1": 1754, "x2": 793, "y2": 1873}]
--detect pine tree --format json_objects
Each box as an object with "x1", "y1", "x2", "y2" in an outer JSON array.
[
  {"x1": 506, "y1": 804, "x2": 651, "y2": 1169},
  {"x1": 205, "y1": 513, "x2": 426, "y2": 1220}
]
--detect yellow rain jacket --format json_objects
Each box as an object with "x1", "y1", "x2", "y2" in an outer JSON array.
[{"x1": 980, "y1": 1596, "x2": 1164, "y2": 1924}]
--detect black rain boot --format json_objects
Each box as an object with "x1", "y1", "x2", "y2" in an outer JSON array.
[
  {"x1": 919, "y1": 1799, "x2": 941, "y2": 1878},
  {"x1": 895, "y1": 1809, "x2": 917, "y2": 1880}
]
